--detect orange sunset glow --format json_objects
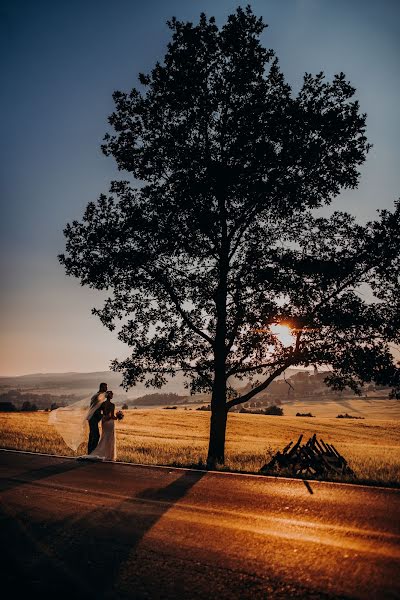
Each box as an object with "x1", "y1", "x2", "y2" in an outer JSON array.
[{"x1": 270, "y1": 323, "x2": 295, "y2": 347}]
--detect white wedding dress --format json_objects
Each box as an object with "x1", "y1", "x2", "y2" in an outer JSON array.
[{"x1": 85, "y1": 415, "x2": 117, "y2": 461}]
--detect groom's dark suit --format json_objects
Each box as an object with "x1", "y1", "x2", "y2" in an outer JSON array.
[{"x1": 88, "y1": 394, "x2": 104, "y2": 454}]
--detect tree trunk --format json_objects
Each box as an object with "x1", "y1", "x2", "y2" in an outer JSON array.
[
  {"x1": 207, "y1": 361, "x2": 228, "y2": 468},
  {"x1": 207, "y1": 403, "x2": 228, "y2": 468},
  {"x1": 207, "y1": 192, "x2": 229, "y2": 469}
]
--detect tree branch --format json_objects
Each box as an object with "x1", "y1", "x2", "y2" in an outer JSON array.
[
  {"x1": 227, "y1": 357, "x2": 280, "y2": 378},
  {"x1": 161, "y1": 277, "x2": 215, "y2": 347},
  {"x1": 226, "y1": 358, "x2": 294, "y2": 409},
  {"x1": 194, "y1": 365, "x2": 213, "y2": 388}
]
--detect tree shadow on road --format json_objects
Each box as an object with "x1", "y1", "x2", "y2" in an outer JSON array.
[{"x1": 1, "y1": 466, "x2": 206, "y2": 599}]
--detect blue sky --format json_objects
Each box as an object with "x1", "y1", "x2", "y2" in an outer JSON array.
[{"x1": 1, "y1": 0, "x2": 399, "y2": 375}]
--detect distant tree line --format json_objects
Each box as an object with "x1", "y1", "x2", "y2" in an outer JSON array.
[
  {"x1": 0, "y1": 390, "x2": 79, "y2": 411},
  {"x1": 0, "y1": 401, "x2": 40, "y2": 412},
  {"x1": 236, "y1": 371, "x2": 390, "y2": 407},
  {"x1": 128, "y1": 392, "x2": 189, "y2": 406},
  {"x1": 198, "y1": 404, "x2": 283, "y2": 415}
]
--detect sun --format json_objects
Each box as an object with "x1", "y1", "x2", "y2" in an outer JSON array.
[{"x1": 270, "y1": 323, "x2": 294, "y2": 347}]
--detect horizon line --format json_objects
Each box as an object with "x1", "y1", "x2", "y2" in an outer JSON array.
[{"x1": 0, "y1": 366, "x2": 317, "y2": 379}]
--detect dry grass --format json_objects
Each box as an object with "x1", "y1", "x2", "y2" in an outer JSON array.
[
  {"x1": 1, "y1": 409, "x2": 399, "y2": 486},
  {"x1": 283, "y1": 397, "x2": 400, "y2": 419}
]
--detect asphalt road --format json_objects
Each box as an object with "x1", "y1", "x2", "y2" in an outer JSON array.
[{"x1": 1, "y1": 450, "x2": 399, "y2": 600}]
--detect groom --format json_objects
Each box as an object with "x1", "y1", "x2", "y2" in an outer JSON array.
[{"x1": 88, "y1": 382, "x2": 107, "y2": 453}]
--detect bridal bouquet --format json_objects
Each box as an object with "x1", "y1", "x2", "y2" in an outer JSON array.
[{"x1": 116, "y1": 410, "x2": 124, "y2": 421}]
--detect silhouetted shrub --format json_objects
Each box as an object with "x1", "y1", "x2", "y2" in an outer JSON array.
[
  {"x1": 21, "y1": 401, "x2": 38, "y2": 412},
  {"x1": 0, "y1": 402, "x2": 17, "y2": 412},
  {"x1": 238, "y1": 405, "x2": 284, "y2": 415},
  {"x1": 263, "y1": 405, "x2": 284, "y2": 415},
  {"x1": 336, "y1": 413, "x2": 364, "y2": 419},
  {"x1": 296, "y1": 412, "x2": 315, "y2": 417}
]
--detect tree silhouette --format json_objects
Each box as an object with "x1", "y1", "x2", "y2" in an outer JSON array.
[
  {"x1": 21, "y1": 401, "x2": 38, "y2": 412},
  {"x1": 60, "y1": 7, "x2": 400, "y2": 466}
]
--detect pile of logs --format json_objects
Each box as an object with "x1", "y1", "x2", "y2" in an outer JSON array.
[{"x1": 260, "y1": 433, "x2": 355, "y2": 479}]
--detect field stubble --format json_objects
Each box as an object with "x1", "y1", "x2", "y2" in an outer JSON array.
[{"x1": 0, "y1": 410, "x2": 399, "y2": 486}]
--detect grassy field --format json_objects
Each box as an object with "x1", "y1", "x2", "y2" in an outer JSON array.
[
  {"x1": 1, "y1": 406, "x2": 399, "y2": 486},
  {"x1": 282, "y1": 396, "x2": 400, "y2": 419}
]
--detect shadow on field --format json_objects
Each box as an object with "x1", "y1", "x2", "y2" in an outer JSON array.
[
  {"x1": 1, "y1": 464, "x2": 205, "y2": 599},
  {"x1": 335, "y1": 400, "x2": 364, "y2": 415}
]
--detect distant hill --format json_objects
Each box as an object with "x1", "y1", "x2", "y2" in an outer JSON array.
[
  {"x1": 0, "y1": 371, "x2": 122, "y2": 390},
  {"x1": 0, "y1": 371, "x2": 187, "y2": 401},
  {"x1": 0, "y1": 368, "x2": 308, "y2": 405}
]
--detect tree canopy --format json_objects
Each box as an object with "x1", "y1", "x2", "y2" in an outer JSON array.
[{"x1": 60, "y1": 7, "x2": 400, "y2": 465}]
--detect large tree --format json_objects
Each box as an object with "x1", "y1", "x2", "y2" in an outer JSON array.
[{"x1": 60, "y1": 7, "x2": 400, "y2": 467}]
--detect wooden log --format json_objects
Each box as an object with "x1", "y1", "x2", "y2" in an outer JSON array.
[
  {"x1": 288, "y1": 434, "x2": 303, "y2": 456},
  {"x1": 330, "y1": 443, "x2": 346, "y2": 461},
  {"x1": 260, "y1": 434, "x2": 355, "y2": 478},
  {"x1": 308, "y1": 433, "x2": 317, "y2": 449},
  {"x1": 314, "y1": 438, "x2": 325, "y2": 455},
  {"x1": 319, "y1": 439, "x2": 331, "y2": 454},
  {"x1": 324, "y1": 442, "x2": 336, "y2": 456},
  {"x1": 282, "y1": 440, "x2": 293, "y2": 455}
]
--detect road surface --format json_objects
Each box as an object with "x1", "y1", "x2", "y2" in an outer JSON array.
[{"x1": 1, "y1": 449, "x2": 399, "y2": 599}]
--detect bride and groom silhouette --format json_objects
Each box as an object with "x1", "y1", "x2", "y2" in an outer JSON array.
[
  {"x1": 49, "y1": 381, "x2": 119, "y2": 461},
  {"x1": 84, "y1": 382, "x2": 117, "y2": 461}
]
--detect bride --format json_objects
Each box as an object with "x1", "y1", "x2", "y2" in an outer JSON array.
[{"x1": 84, "y1": 390, "x2": 117, "y2": 461}]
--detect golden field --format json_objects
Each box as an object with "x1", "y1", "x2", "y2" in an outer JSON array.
[{"x1": 1, "y1": 403, "x2": 399, "y2": 486}]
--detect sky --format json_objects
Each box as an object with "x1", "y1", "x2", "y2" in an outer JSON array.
[{"x1": 0, "y1": 0, "x2": 399, "y2": 376}]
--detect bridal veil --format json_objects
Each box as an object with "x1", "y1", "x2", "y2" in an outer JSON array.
[{"x1": 48, "y1": 393, "x2": 106, "y2": 451}]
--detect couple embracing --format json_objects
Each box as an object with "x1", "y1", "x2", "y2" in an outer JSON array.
[
  {"x1": 84, "y1": 382, "x2": 117, "y2": 461},
  {"x1": 49, "y1": 381, "x2": 122, "y2": 461}
]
